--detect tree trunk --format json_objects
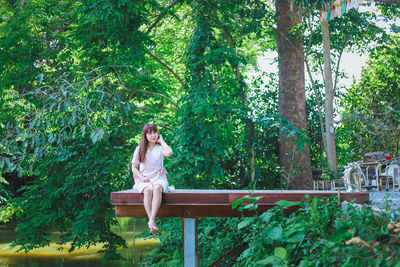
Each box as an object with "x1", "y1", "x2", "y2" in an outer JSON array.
[
  {"x1": 238, "y1": 71, "x2": 256, "y2": 181},
  {"x1": 246, "y1": 119, "x2": 255, "y2": 181},
  {"x1": 321, "y1": 20, "x2": 337, "y2": 172},
  {"x1": 275, "y1": 0, "x2": 313, "y2": 189}
]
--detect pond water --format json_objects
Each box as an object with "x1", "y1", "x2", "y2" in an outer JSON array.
[{"x1": 0, "y1": 218, "x2": 158, "y2": 266}]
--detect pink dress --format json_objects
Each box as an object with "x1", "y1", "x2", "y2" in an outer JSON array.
[{"x1": 131, "y1": 145, "x2": 170, "y2": 193}]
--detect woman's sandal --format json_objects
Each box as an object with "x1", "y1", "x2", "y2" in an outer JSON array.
[{"x1": 148, "y1": 221, "x2": 159, "y2": 233}]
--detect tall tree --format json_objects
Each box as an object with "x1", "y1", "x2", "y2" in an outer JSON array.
[
  {"x1": 0, "y1": 0, "x2": 181, "y2": 259},
  {"x1": 302, "y1": 1, "x2": 398, "y2": 171},
  {"x1": 321, "y1": 19, "x2": 337, "y2": 172},
  {"x1": 275, "y1": 0, "x2": 312, "y2": 189}
]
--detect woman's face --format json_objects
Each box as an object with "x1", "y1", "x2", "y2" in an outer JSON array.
[{"x1": 146, "y1": 131, "x2": 159, "y2": 144}]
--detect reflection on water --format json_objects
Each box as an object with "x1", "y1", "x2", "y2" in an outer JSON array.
[{"x1": 0, "y1": 218, "x2": 158, "y2": 266}]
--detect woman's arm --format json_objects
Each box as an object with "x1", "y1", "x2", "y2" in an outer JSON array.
[
  {"x1": 132, "y1": 163, "x2": 150, "y2": 182},
  {"x1": 158, "y1": 134, "x2": 173, "y2": 157}
]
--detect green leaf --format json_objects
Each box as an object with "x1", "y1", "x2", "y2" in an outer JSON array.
[
  {"x1": 242, "y1": 248, "x2": 252, "y2": 258},
  {"x1": 247, "y1": 196, "x2": 263, "y2": 203},
  {"x1": 329, "y1": 226, "x2": 352, "y2": 242},
  {"x1": 311, "y1": 197, "x2": 318, "y2": 214},
  {"x1": 276, "y1": 200, "x2": 303, "y2": 207},
  {"x1": 4, "y1": 158, "x2": 11, "y2": 169},
  {"x1": 238, "y1": 218, "x2": 254, "y2": 230},
  {"x1": 97, "y1": 129, "x2": 105, "y2": 140},
  {"x1": 257, "y1": 256, "x2": 282, "y2": 265},
  {"x1": 260, "y1": 211, "x2": 274, "y2": 223},
  {"x1": 285, "y1": 231, "x2": 306, "y2": 243},
  {"x1": 232, "y1": 198, "x2": 244, "y2": 209},
  {"x1": 17, "y1": 166, "x2": 23, "y2": 177},
  {"x1": 243, "y1": 203, "x2": 258, "y2": 211},
  {"x1": 274, "y1": 247, "x2": 287, "y2": 260},
  {"x1": 81, "y1": 125, "x2": 86, "y2": 138},
  {"x1": 90, "y1": 129, "x2": 105, "y2": 144},
  {"x1": 266, "y1": 226, "x2": 283, "y2": 240},
  {"x1": 297, "y1": 135, "x2": 305, "y2": 151}
]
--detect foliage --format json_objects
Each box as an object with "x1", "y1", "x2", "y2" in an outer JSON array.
[
  {"x1": 0, "y1": 0, "x2": 399, "y2": 262},
  {"x1": 170, "y1": 0, "x2": 276, "y2": 189},
  {"x1": 140, "y1": 196, "x2": 400, "y2": 266},
  {"x1": 171, "y1": 0, "x2": 310, "y2": 187},
  {"x1": 0, "y1": 172, "x2": 9, "y2": 204},
  {"x1": 337, "y1": 38, "x2": 400, "y2": 163},
  {"x1": 0, "y1": 0, "x2": 285, "y2": 259},
  {"x1": 233, "y1": 196, "x2": 400, "y2": 266},
  {"x1": 139, "y1": 217, "x2": 245, "y2": 267},
  {"x1": 0, "y1": 0, "x2": 177, "y2": 259},
  {"x1": 297, "y1": 0, "x2": 396, "y2": 169},
  {"x1": 172, "y1": 1, "x2": 233, "y2": 188}
]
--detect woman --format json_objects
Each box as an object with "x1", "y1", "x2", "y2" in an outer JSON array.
[{"x1": 131, "y1": 124, "x2": 173, "y2": 233}]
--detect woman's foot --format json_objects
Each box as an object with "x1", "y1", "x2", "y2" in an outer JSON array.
[{"x1": 148, "y1": 220, "x2": 159, "y2": 233}]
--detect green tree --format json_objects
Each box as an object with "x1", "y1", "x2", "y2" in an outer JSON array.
[
  {"x1": 298, "y1": 0, "x2": 398, "y2": 170},
  {"x1": 0, "y1": 0, "x2": 180, "y2": 259},
  {"x1": 338, "y1": 38, "x2": 400, "y2": 162}
]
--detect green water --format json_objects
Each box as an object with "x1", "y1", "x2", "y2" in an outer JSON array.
[{"x1": 0, "y1": 218, "x2": 158, "y2": 266}]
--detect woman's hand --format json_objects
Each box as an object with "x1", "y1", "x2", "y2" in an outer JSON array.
[
  {"x1": 158, "y1": 133, "x2": 173, "y2": 157},
  {"x1": 132, "y1": 164, "x2": 150, "y2": 183},
  {"x1": 157, "y1": 134, "x2": 165, "y2": 144}
]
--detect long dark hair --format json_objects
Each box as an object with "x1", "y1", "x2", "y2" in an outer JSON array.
[{"x1": 138, "y1": 124, "x2": 159, "y2": 163}]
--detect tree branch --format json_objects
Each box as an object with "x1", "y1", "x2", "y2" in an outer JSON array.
[
  {"x1": 146, "y1": 0, "x2": 182, "y2": 34},
  {"x1": 333, "y1": 33, "x2": 351, "y2": 92},
  {"x1": 317, "y1": 53, "x2": 327, "y2": 88},
  {"x1": 146, "y1": 51, "x2": 185, "y2": 86},
  {"x1": 305, "y1": 57, "x2": 328, "y2": 157},
  {"x1": 303, "y1": 8, "x2": 327, "y2": 162},
  {"x1": 113, "y1": 69, "x2": 178, "y2": 107},
  {"x1": 129, "y1": 88, "x2": 178, "y2": 107},
  {"x1": 211, "y1": 5, "x2": 235, "y2": 50}
]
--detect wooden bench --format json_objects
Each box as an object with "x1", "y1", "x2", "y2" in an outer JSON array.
[{"x1": 111, "y1": 189, "x2": 369, "y2": 266}]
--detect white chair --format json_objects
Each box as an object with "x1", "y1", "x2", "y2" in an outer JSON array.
[
  {"x1": 393, "y1": 167, "x2": 400, "y2": 191},
  {"x1": 379, "y1": 162, "x2": 400, "y2": 191}
]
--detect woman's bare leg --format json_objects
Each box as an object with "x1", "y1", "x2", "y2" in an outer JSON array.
[
  {"x1": 149, "y1": 184, "x2": 163, "y2": 232},
  {"x1": 143, "y1": 186, "x2": 153, "y2": 220}
]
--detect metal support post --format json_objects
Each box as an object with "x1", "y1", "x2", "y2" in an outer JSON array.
[{"x1": 184, "y1": 218, "x2": 198, "y2": 267}]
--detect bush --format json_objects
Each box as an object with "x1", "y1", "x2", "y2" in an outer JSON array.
[
  {"x1": 235, "y1": 196, "x2": 400, "y2": 266},
  {"x1": 141, "y1": 196, "x2": 400, "y2": 266}
]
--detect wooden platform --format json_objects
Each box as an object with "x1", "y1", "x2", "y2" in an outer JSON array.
[
  {"x1": 111, "y1": 189, "x2": 369, "y2": 218},
  {"x1": 111, "y1": 189, "x2": 369, "y2": 266}
]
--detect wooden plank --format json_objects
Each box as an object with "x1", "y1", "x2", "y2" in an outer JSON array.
[
  {"x1": 111, "y1": 190, "x2": 230, "y2": 205},
  {"x1": 115, "y1": 204, "x2": 316, "y2": 218},
  {"x1": 111, "y1": 190, "x2": 369, "y2": 205},
  {"x1": 165, "y1": 193, "x2": 230, "y2": 205},
  {"x1": 111, "y1": 190, "x2": 369, "y2": 217},
  {"x1": 116, "y1": 205, "x2": 181, "y2": 217},
  {"x1": 115, "y1": 205, "x2": 280, "y2": 218}
]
